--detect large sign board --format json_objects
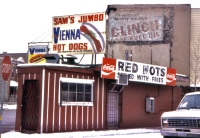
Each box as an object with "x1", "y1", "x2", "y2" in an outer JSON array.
[
  {"x1": 52, "y1": 12, "x2": 106, "y2": 55},
  {"x1": 28, "y1": 45, "x2": 48, "y2": 63},
  {"x1": 101, "y1": 58, "x2": 176, "y2": 86}
]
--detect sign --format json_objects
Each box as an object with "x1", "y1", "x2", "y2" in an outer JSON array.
[
  {"x1": 110, "y1": 17, "x2": 164, "y2": 41},
  {"x1": 107, "y1": 6, "x2": 176, "y2": 42},
  {"x1": 52, "y1": 12, "x2": 106, "y2": 55},
  {"x1": 1, "y1": 55, "x2": 11, "y2": 81},
  {"x1": 101, "y1": 58, "x2": 176, "y2": 86},
  {"x1": 28, "y1": 45, "x2": 48, "y2": 63}
]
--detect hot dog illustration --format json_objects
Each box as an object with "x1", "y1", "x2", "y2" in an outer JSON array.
[
  {"x1": 80, "y1": 25, "x2": 102, "y2": 52},
  {"x1": 80, "y1": 22, "x2": 105, "y2": 53},
  {"x1": 29, "y1": 54, "x2": 45, "y2": 63}
]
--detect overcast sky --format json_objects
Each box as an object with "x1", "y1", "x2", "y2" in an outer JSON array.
[{"x1": 0, "y1": 0, "x2": 199, "y2": 53}]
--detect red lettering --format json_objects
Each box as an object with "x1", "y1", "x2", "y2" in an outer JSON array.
[
  {"x1": 111, "y1": 27, "x2": 120, "y2": 37},
  {"x1": 70, "y1": 17, "x2": 74, "y2": 23},
  {"x1": 132, "y1": 23, "x2": 140, "y2": 34},
  {"x1": 53, "y1": 45, "x2": 57, "y2": 51},
  {"x1": 94, "y1": 14, "x2": 98, "y2": 21},
  {"x1": 88, "y1": 15, "x2": 94, "y2": 21},
  {"x1": 69, "y1": 43, "x2": 88, "y2": 50},
  {"x1": 54, "y1": 18, "x2": 58, "y2": 25},
  {"x1": 53, "y1": 44, "x2": 66, "y2": 51},
  {"x1": 83, "y1": 43, "x2": 87, "y2": 49},
  {"x1": 150, "y1": 20, "x2": 159, "y2": 31},
  {"x1": 111, "y1": 19, "x2": 161, "y2": 39},
  {"x1": 69, "y1": 43, "x2": 73, "y2": 50},
  {"x1": 99, "y1": 14, "x2": 104, "y2": 21},
  {"x1": 78, "y1": 14, "x2": 104, "y2": 23},
  {"x1": 54, "y1": 17, "x2": 75, "y2": 25},
  {"x1": 74, "y1": 43, "x2": 79, "y2": 50},
  {"x1": 59, "y1": 18, "x2": 66, "y2": 24},
  {"x1": 141, "y1": 22, "x2": 148, "y2": 32}
]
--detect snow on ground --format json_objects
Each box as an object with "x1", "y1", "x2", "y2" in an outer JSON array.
[
  {"x1": 1, "y1": 106, "x2": 163, "y2": 137},
  {"x1": 0, "y1": 104, "x2": 17, "y2": 110},
  {"x1": 2, "y1": 128, "x2": 163, "y2": 138}
]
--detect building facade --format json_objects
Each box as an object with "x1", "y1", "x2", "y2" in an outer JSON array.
[{"x1": 15, "y1": 4, "x2": 191, "y2": 133}]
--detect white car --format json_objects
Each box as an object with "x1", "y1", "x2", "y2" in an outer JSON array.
[
  {"x1": 0, "y1": 104, "x2": 17, "y2": 110},
  {"x1": 161, "y1": 91, "x2": 200, "y2": 138}
]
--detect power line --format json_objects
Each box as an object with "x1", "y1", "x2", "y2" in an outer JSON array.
[
  {"x1": 32, "y1": 29, "x2": 51, "y2": 42},
  {"x1": 39, "y1": 31, "x2": 51, "y2": 42}
]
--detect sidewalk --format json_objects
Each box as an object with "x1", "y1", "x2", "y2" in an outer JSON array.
[{"x1": 2, "y1": 127, "x2": 162, "y2": 138}]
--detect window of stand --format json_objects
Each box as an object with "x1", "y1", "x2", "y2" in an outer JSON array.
[{"x1": 59, "y1": 77, "x2": 94, "y2": 106}]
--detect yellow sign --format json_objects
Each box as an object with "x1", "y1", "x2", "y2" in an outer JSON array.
[
  {"x1": 28, "y1": 54, "x2": 46, "y2": 63},
  {"x1": 0, "y1": 115, "x2": 2, "y2": 121},
  {"x1": 28, "y1": 45, "x2": 48, "y2": 63}
]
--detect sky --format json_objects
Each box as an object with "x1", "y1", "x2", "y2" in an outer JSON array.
[{"x1": 0, "y1": 0, "x2": 199, "y2": 54}]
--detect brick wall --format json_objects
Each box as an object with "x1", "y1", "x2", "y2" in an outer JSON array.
[{"x1": 119, "y1": 82, "x2": 183, "y2": 128}]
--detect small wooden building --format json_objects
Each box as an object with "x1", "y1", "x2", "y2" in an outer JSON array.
[{"x1": 15, "y1": 63, "x2": 105, "y2": 133}]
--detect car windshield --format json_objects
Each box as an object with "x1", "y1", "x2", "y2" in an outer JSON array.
[{"x1": 177, "y1": 94, "x2": 200, "y2": 110}]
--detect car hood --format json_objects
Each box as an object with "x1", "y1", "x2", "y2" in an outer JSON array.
[{"x1": 161, "y1": 109, "x2": 200, "y2": 118}]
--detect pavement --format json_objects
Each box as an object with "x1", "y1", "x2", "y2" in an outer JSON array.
[
  {"x1": 0, "y1": 105, "x2": 162, "y2": 135},
  {"x1": 1, "y1": 128, "x2": 163, "y2": 138},
  {"x1": 1, "y1": 109, "x2": 16, "y2": 133}
]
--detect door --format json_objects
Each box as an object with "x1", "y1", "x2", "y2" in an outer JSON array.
[
  {"x1": 107, "y1": 92, "x2": 119, "y2": 128},
  {"x1": 21, "y1": 80, "x2": 39, "y2": 133}
]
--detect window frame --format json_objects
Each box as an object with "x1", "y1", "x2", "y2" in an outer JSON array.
[{"x1": 59, "y1": 77, "x2": 95, "y2": 106}]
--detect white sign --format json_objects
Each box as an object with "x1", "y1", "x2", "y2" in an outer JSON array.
[
  {"x1": 52, "y1": 12, "x2": 106, "y2": 55},
  {"x1": 116, "y1": 59, "x2": 167, "y2": 84},
  {"x1": 101, "y1": 58, "x2": 176, "y2": 86}
]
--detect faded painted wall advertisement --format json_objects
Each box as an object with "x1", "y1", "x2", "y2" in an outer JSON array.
[
  {"x1": 108, "y1": 7, "x2": 174, "y2": 43},
  {"x1": 101, "y1": 57, "x2": 176, "y2": 86},
  {"x1": 52, "y1": 12, "x2": 106, "y2": 55}
]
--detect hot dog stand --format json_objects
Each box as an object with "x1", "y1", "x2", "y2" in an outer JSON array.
[{"x1": 15, "y1": 62, "x2": 106, "y2": 133}]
